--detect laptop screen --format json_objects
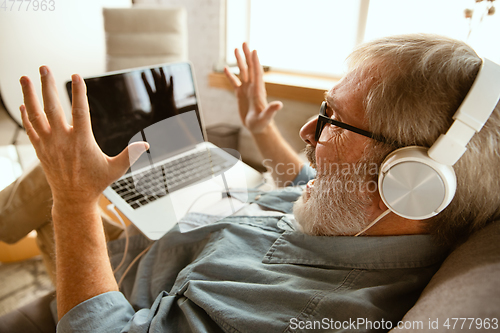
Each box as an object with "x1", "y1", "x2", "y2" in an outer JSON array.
[{"x1": 66, "y1": 62, "x2": 203, "y2": 159}]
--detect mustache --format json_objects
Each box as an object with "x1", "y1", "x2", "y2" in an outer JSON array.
[{"x1": 304, "y1": 145, "x2": 316, "y2": 169}]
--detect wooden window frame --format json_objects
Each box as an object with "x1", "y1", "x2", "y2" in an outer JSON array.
[{"x1": 208, "y1": 70, "x2": 339, "y2": 104}]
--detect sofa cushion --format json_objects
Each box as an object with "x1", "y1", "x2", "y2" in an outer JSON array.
[{"x1": 392, "y1": 220, "x2": 500, "y2": 331}]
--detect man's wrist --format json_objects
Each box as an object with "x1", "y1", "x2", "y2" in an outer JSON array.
[
  {"x1": 52, "y1": 198, "x2": 100, "y2": 219},
  {"x1": 251, "y1": 121, "x2": 277, "y2": 137}
]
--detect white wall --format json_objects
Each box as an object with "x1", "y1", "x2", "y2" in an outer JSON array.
[
  {"x1": 136, "y1": 0, "x2": 319, "y2": 168},
  {"x1": 0, "y1": 0, "x2": 132, "y2": 126}
]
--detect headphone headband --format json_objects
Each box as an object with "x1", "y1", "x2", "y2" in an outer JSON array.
[
  {"x1": 379, "y1": 57, "x2": 500, "y2": 220},
  {"x1": 428, "y1": 58, "x2": 500, "y2": 165}
]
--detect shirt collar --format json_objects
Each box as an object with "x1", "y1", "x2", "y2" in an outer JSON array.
[{"x1": 263, "y1": 231, "x2": 449, "y2": 269}]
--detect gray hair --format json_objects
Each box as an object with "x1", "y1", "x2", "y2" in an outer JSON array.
[{"x1": 347, "y1": 34, "x2": 500, "y2": 247}]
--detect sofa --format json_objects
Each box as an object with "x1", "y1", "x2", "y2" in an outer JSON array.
[{"x1": 390, "y1": 219, "x2": 500, "y2": 332}]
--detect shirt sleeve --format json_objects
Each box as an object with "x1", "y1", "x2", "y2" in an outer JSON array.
[
  {"x1": 56, "y1": 291, "x2": 135, "y2": 333},
  {"x1": 289, "y1": 164, "x2": 316, "y2": 186}
]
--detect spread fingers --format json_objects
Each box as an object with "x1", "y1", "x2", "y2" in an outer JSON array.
[
  {"x1": 235, "y1": 48, "x2": 248, "y2": 83},
  {"x1": 70, "y1": 74, "x2": 92, "y2": 135},
  {"x1": 39, "y1": 66, "x2": 68, "y2": 129},
  {"x1": 19, "y1": 76, "x2": 50, "y2": 136},
  {"x1": 224, "y1": 66, "x2": 241, "y2": 88},
  {"x1": 19, "y1": 104, "x2": 40, "y2": 145},
  {"x1": 242, "y1": 42, "x2": 254, "y2": 83},
  {"x1": 252, "y1": 50, "x2": 264, "y2": 85}
]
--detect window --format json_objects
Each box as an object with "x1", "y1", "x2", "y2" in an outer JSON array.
[{"x1": 225, "y1": 0, "x2": 500, "y2": 77}]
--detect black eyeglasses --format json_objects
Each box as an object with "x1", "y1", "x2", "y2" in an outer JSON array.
[{"x1": 315, "y1": 101, "x2": 392, "y2": 145}]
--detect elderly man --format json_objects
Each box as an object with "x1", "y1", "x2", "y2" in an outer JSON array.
[{"x1": 1, "y1": 34, "x2": 499, "y2": 332}]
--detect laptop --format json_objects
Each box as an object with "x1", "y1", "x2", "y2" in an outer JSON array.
[{"x1": 66, "y1": 62, "x2": 264, "y2": 240}]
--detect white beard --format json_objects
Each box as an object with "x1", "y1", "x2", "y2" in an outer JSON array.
[{"x1": 293, "y1": 146, "x2": 378, "y2": 236}]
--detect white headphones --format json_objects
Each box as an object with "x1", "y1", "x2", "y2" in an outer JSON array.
[{"x1": 378, "y1": 58, "x2": 500, "y2": 220}]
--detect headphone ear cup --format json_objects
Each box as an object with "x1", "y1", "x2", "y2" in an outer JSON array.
[{"x1": 378, "y1": 146, "x2": 457, "y2": 220}]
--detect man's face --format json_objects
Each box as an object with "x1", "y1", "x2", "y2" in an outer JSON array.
[{"x1": 294, "y1": 72, "x2": 380, "y2": 235}]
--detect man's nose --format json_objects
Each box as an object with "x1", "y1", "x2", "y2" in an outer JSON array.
[{"x1": 300, "y1": 117, "x2": 318, "y2": 147}]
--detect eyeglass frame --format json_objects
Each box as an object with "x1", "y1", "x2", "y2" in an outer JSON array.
[{"x1": 314, "y1": 101, "x2": 393, "y2": 145}]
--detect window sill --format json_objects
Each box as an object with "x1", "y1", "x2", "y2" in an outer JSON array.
[{"x1": 208, "y1": 71, "x2": 339, "y2": 104}]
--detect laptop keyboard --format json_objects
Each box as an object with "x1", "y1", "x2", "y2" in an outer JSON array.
[{"x1": 110, "y1": 150, "x2": 231, "y2": 209}]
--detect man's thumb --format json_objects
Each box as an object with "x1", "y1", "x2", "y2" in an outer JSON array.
[
  {"x1": 109, "y1": 142, "x2": 149, "y2": 181},
  {"x1": 127, "y1": 142, "x2": 150, "y2": 167},
  {"x1": 261, "y1": 101, "x2": 283, "y2": 122},
  {"x1": 113, "y1": 141, "x2": 149, "y2": 173}
]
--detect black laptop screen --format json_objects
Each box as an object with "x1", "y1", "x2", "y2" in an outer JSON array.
[{"x1": 66, "y1": 63, "x2": 203, "y2": 160}]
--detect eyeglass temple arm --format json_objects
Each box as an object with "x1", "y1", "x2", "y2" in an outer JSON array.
[{"x1": 318, "y1": 115, "x2": 396, "y2": 146}]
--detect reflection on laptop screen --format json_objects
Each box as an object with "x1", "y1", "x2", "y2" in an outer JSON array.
[{"x1": 66, "y1": 63, "x2": 203, "y2": 159}]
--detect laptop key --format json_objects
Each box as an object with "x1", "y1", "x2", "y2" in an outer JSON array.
[{"x1": 126, "y1": 194, "x2": 144, "y2": 203}]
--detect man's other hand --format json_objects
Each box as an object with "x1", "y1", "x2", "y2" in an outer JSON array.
[
  {"x1": 19, "y1": 66, "x2": 148, "y2": 208},
  {"x1": 224, "y1": 43, "x2": 283, "y2": 134}
]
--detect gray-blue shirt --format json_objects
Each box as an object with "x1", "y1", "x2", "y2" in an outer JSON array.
[{"x1": 57, "y1": 166, "x2": 448, "y2": 332}]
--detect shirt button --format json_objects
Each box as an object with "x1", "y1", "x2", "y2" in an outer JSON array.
[{"x1": 255, "y1": 194, "x2": 261, "y2": 200}]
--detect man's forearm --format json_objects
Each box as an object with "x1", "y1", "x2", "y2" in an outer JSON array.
[
  {"x1": 52, "y1": 202, "x2": 118, "y2": 320},
  {"x1": 19, "y1": 68, "x2": 146, "y2": 322},
  {"x1": 252, "y1": 123, "x2": 303, "y2": 186}
]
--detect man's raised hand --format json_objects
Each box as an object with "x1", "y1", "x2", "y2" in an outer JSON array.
[
  {"x1": 19, "y1": 66, "x2": 148, "y2": 208},
  {"x1": 224, "y1": 43, "x2": 283, "y2": 134}
]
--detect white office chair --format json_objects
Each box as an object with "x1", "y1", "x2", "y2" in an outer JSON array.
[{"x1": 103, "y1": 6, "x2": 188, "y2": 72}]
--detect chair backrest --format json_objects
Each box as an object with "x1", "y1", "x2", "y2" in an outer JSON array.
[{"x1": 103, "y1": 7, "x2": 188, "y2": 72}]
